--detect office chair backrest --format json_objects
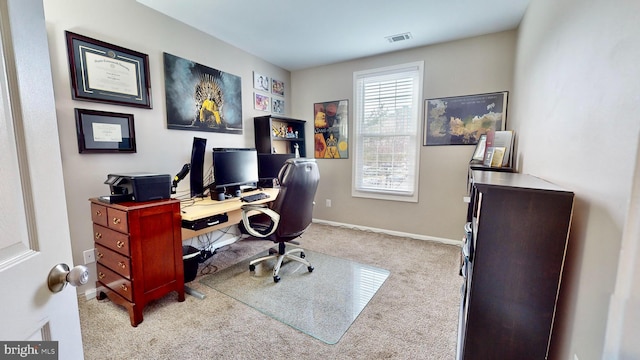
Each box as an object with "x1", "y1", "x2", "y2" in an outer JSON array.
[{"x1": 271, "y1": 158, "x2": 320, "y2": 240}]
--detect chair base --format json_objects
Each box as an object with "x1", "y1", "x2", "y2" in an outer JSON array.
[{"x1": 249, "y1": 244, "x2": 314, "y2": 283}]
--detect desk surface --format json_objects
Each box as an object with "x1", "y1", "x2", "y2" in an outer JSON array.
[{"x1": 180, "y1": 188, "x2": 279, "y2": 222}]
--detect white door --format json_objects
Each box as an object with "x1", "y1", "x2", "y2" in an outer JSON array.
[{"x1": 0, "y1": 0, "x2": 84, "y2": 358}]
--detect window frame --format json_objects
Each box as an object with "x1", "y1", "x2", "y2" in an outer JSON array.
[{"x1": 351, "y1": 61, "x2": 424, "y2": 202}]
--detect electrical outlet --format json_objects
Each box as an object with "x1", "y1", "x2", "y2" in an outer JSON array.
[
  {"x1": 83, "y1": 248, "x2": 95, "y2": 264},
  {"x1": 326, "y1": 199, "x2": 332, "y2": 207}
]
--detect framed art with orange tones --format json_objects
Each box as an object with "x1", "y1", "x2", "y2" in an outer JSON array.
[{"x1": 314, "y1": 100, "x2": 348, "y2": 159}]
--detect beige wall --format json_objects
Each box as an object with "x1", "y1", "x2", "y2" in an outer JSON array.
[
  {"x1": 290, "y1": 31, "x2": 517, "y2": 241},
  {"x1": 42, "y1": 0, "x2": 290, "y2": 295},
  {"x1": 510, "y1": 0, "x2": 640, "y2": 358},
  {"x1": 44, "y1": 0, "x2": 518, "y2": 299}
]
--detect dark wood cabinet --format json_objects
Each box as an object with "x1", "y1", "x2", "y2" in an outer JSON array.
[
  {"x1": 90, "y1": 198, "x2": 185, "y2": 327},
  {"x1": 457, "y1": 171, "x2": 574, "y2": 359},
  {"x1": 254, "y1": 115, "x2": 306, "y2": 156}
]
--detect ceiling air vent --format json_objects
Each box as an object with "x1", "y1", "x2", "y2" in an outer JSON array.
[{"x1": 386, "y1": 32, "x2": 412, "y2": 43}]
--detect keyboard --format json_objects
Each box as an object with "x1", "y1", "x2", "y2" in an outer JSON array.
[{"x1": 240, "y1": 192, "x2": 270, "y2": 203}]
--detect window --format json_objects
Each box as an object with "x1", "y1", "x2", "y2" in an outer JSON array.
[{"x1": 352, "y1": 62, "x2": 423, "y2": 202}]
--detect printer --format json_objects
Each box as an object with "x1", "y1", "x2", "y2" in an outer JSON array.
[{"x1": 103, "y1": 172, "x2": 171, "y2": 203}]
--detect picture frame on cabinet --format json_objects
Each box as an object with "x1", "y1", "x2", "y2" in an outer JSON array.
[
  {"x1": 75, "y1": 108, "x2": 136, "y2": 153},
  {"x1": 471, "y1": 134, "x2": 487, "y2": 162},
  {"x1": 65, "y1": 31, "x2": 151, "y2": 109}
]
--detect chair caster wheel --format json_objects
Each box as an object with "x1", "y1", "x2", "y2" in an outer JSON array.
[
  {"x1": 249, "y1": 264, "x2": 256, "y2": 272},
  {"x1": 300, "y1": 252, "x2": 305, "y2": 259},
  {"x1": 268, "y1": 248, "x2": 277, "y2": 255},
  {"x1": 273, "y1": 276, "x2": 281, "y2": 283},
  {"x1": 308, "y1": 266, "x2": 314, "y2": 272}
]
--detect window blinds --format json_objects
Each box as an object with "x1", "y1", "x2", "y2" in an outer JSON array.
[{"x1": 353, "y1": 64, "x2": 421, "y2": 197}]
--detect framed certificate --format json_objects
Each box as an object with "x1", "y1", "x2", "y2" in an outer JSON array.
[
  {"x1": 65, "y1": 31, "x2": 152, "y2": 108},
  {"x1": 75, "y1": 108, "x2": 136, "y2": 153}
]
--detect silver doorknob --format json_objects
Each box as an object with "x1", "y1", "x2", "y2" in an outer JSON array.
[{"x1": 47, "y1": 263, "x2": 89, "y2": 293}]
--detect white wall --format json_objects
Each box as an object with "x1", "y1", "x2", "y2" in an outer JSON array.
[
  {"x1": 510, "y1": 0, "x2": 640, "y2": 358},
  {"x1": 291, "y1": 31, "x2": 517, "y2": 241},
  {"x1": 42, "y1": 0, "x2": 290, "y2": 295}
]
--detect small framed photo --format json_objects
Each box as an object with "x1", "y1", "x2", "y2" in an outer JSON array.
[
  {"x1": 271, "y1": 78, "x2": 285, "y2": 97},
  {"x1": 65, "y1": 31, "x2": 151, "y2": 108},
  {"x1": 75, "y1": 108, "x2": 136, "y2": 153},
  {"x1": 253, "y1": 72, "x2": 270, "y2": 92},
  {"x1": 471, "y1": 134, "x2": 487, "y2": 162},
  {"x1": 254, "y1": 93, "x2": 270, "y2": 111},
  {"x1": 272, "y1": 98, "x2": 285, "y2": 114}
]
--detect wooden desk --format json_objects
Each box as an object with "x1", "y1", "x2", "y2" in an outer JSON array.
[{"x1": 180, "y1": 188, "x2": 279, "y2": 240}]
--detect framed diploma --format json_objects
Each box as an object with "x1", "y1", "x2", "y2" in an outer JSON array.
[
  {"x1": 66, "y1": 31, "x2": 152, "y2": 108},
  {"x1": 75, "y1": 108, "x2": 136, "y2": 153}
]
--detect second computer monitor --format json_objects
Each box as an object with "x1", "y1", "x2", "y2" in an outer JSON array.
[
  {"x1": 258, "y1": 153, "x2": 295, "y2": 186},
  {"x1": 189, "y1": 137, "x2": 207, "y2": 198},
  {"x1": 212, "y1": 148, "x2": 259, "y2": 194}
]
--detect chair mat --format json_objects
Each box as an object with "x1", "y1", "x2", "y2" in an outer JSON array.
[{"x1": 200, "y1": 248, "x2": 390, "y2": 344}]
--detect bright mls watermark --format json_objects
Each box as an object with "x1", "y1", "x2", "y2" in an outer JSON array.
[{"x1": 1, "y1": 341, "x2": 57, "y2": 359}]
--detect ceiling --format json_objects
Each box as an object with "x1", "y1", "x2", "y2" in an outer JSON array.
[{"x1": 136, "y1": 0, "x2": 530, "y2": 71}]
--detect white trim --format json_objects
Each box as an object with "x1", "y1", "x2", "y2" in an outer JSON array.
[
  {"x1": 312, "y1": 218, "x2": 462, "y2": 247},
  {"x1": 351, "y1": 61, "x2": 424, "y2": 203},
  {"x1": 83, "y1": 288, "x2": 96, "y2": 301}
]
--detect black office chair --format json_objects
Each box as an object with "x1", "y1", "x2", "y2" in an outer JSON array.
[{"x1": 239, "y1": 158, "x2": 320, "y2": 282}]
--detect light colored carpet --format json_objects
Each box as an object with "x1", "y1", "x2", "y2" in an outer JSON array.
[
  {"x1": 78, "y1": 223, "x2": 462, "y2": 359},
  {"x1": 200, "y1": 248, "x2": 390, "y2": 344}
]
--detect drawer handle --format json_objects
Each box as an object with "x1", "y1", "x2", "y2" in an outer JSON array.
[
  {"x1": 98, "y1": 272, "x2": 105, "y2": 280},
  {"x1": 120, "y1": 284, "x2": 128, "y2": 292},
  {"x1": 116, "y1": 241, "x2": 125, "y2": 249},
  {"x1": 95, "y1": 232, "x2": 102, "y2": 240},
  {"x1": 118, "y1": 261, "x2": 126, "y2": 269},
  {"x1": 96, "y1": 252, "x2": 103, "y2": 259},
  {"x1": 95, "y1": 210, "x2": 102, "y2": 217},
  {"x1": 112, "y1": 217, "x2": 121, "y2": 225}
]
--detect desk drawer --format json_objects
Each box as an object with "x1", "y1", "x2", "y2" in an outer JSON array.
[
  {"x1": 91, "y1": 203, "x2": 108, "y2": 227},
  {"x1": 93, "y1": 224, "x2": 130, "y2": 256},
  {"x1": 96, "y1": 244, "x2": 131, "y2": 279},
  {"x1": 97, "y1": 263, "x2": 133, "y2": 302},
  {"x1": 106, "y1": 207, "x2": 128, "y2": 233}
]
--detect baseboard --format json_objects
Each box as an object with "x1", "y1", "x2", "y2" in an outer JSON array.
[
  {"x1": 83, "y1": 287, "x2": 96, "y2": 301},
  {"x1": 311, "y1": 218, "x2": 462, "y2": 246}
]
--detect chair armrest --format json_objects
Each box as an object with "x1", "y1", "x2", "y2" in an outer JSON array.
[{"x1": 241, "y1": 204, "x2": 280, "y2": 238}]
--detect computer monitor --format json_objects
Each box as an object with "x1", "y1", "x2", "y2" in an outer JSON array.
[
  {"x1": 212, "y1": 148, "x2": 259, "y2": 195},
  {"x1": 189, "y1": 137, "x2": 207, "y2": 198},
  {"x1": 258, "y1": 153, "x2": 295, "y2": 184}
]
